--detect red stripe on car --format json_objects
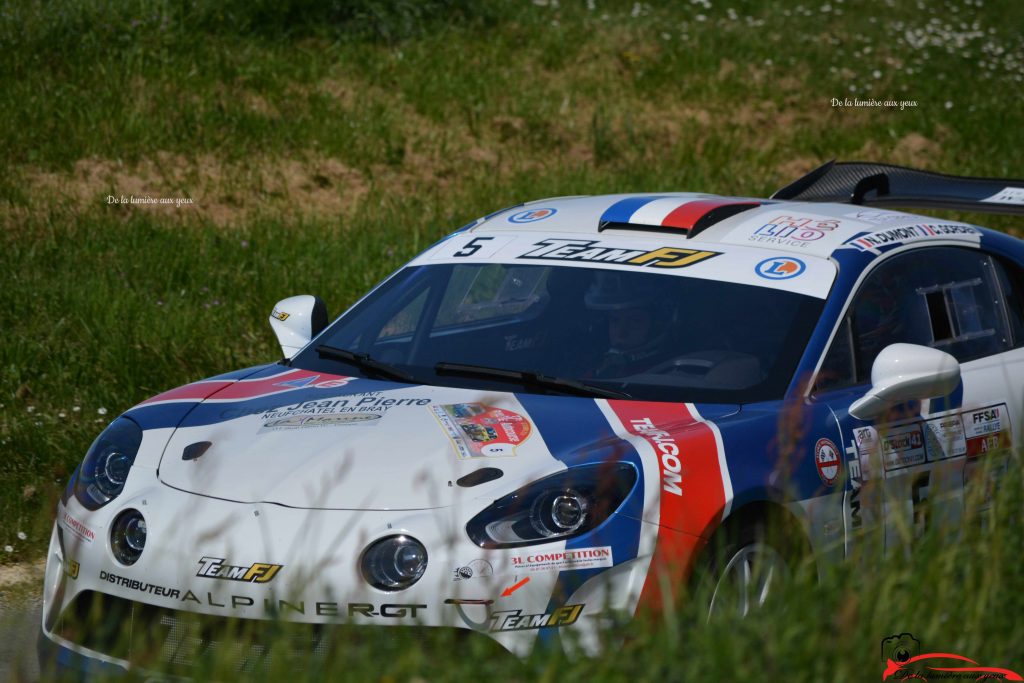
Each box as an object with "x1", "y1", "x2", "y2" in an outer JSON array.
[{"x1": 606, "y1": 400, "x2": 728, "y2": 609}]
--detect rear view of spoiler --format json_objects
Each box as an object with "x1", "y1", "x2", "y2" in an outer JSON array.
[{"x1": 772, "y1": 161, "x2": 1024, "y2": 216}]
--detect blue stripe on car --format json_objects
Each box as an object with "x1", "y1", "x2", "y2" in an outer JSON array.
[
  {"x1": 515, "y1": 394, "x2": 645, "y2": 647},
  {"x1": 598, "y1": 196, "x2": 671, "y2": 225}
]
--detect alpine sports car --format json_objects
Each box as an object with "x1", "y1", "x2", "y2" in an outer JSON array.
[{"x1": 40, "y1": 162, "x2": 1024, "y2": 677}]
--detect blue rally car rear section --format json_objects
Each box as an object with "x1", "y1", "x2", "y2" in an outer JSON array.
[{"x1": 40, "y1": 164, "x2": 1024, "y2": 677}]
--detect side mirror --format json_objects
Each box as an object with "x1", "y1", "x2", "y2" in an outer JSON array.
[
  {"x1": 269, "y1": 295, "x2": 328, "y2": 360},
  {"x1": 848, "y1": 343, "x2": 960, "y2": 421}
]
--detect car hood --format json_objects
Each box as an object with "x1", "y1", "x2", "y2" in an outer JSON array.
[{"x1": 148, "y1": 366, "x2": 739, "y2": 511}]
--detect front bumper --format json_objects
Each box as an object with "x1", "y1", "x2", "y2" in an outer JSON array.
[{"x1": 41, "y1": 484, "x2": 660, "y2": 677}]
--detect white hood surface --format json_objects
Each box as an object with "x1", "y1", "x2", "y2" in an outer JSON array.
[{"x1": 157, "y1": 383, "x2": 549, "y2": 511}]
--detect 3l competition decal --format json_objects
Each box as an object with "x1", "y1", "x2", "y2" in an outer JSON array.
[{"x1": 431, "y1": 403, "x2": 532, "y2": 458}]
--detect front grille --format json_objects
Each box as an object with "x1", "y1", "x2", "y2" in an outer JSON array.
[{"x1": 56, "y1": 591, "x2": 510, "y2": 676}]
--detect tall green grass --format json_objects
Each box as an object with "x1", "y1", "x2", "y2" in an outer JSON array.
[{"x1": 32, "y1": 461, "x2": 1024, "y2": 682}]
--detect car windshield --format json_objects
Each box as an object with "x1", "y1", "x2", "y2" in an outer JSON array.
[{"x1": 293, "y1": 263, "x2": 824, "y2": 403}]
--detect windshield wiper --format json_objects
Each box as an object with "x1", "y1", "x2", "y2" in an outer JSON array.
[
  {"x1": 434, "y1": 362, "x2": 631, "y2": 399},
  {"x1": 316, "y1": 345, "x2": 417, "y2": 384}
]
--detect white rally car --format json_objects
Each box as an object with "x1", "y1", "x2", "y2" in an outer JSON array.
[{"x1": 40, "y1": 162, "x2": 1024, "y2": 677}]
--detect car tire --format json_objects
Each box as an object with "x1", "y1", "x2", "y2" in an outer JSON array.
[{"x1": 695, "y1": 516, "x2": 805, "y2": 622}]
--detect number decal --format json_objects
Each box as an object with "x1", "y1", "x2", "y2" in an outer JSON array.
[{"x1": 454, "y1": 237, "x2": 495, "y2": 258}]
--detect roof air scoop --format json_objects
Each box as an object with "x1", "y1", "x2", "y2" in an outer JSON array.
[{"x1": 599, "y1": 197, "x2": 762, "y2": 238}]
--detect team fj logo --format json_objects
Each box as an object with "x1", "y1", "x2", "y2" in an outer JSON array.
[
  {"x1": 196, "y1": 557, "x2": 283, "y2": 583},
  {"x1": 509, "y1": 208, "x2": 557, "y2": 223},
  {"x1": 64, "y1": 558, "x2": 80, "y2": 580},
  {"x1": 755, "y1": 256, "x2": 806, "y2": 280},
  {"x1": 518, "y1": 238, "x2": 720, "y2": 269},
  {"x1": 489, "y1": 604, "x2": 583, "y2": 632},
  {"x1": 880, "y1": 632, "x2": 1022, "y2": 680}
]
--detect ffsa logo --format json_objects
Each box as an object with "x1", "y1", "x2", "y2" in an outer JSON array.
[{"x1": 196, "y1": 557, "x2": 283, "y2": 583}]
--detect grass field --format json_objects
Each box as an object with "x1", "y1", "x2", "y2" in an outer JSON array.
[{"x1": 2, "y1": 0, "x2": 1023, "y2": 679}]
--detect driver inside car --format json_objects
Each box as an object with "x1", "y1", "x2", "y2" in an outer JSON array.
[{"x1": 584, "y1": 271, "x2": 675, "y2": 378}]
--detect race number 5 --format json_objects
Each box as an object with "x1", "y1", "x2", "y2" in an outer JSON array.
[{"x1": 454, "y1": 237, "x2": 495, "y2": 257}]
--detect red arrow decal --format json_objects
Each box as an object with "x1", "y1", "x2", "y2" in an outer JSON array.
[{"x1": 501, "y1": 577, "x2": 530, "y2": 597}]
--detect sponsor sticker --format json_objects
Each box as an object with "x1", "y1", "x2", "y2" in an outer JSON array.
[
  {"x1": 270, "y1": 308, "x2": 290, "y2": 321},
  {"x1": 64, "y1": 559, "x2": 80, "y2": 580},
  {"x1": 923, "y1": 415, "x2": 967, "y2": 461},
  {"x1": 509, "y1": 208, "x2": 557, "y2": 223},
  {"x1": 490, "y1": 604, "x2": 583, "y2": 631},
  {"x1": 59, "y1": 511, "x2": 96, "y2": 544},
  {"x1": 746, "y1": 215, "x2": 841, "y2": 248},
  {"x1": 431, "y1": 403, "x2": 532, "y2": 458},
  {"x1": 814, "y1": 437, "x2": 841, "y2": 486},
  {"x1": 878, "y1": 424, "x2": 926, "y2": 472},
  {"x1": 100, "y1": 570, "x2": 183, "y2": 598},
  {"x1": 453, "y1": 559, "x2": 494, "y2": 582},
  {"x1": 98, "y1": 571, "x2": 412, "y2": 617},
  {"x1": 981, "y1": 186, "x2": 1024, "y2": 206},
  {"x1": 262, "y1": 413, "x2": 381, "y2": 430},
  {"x1": 260, "y1": 393, "x2": 429, "y2": 432},
  {"x1": 844, "y1": 209, "x2": 912, "y2": 225},
  {"x1": 347, "y1": 603, "x2": 427, "y2": 618},
  {"x1": 963, "y1": 403, "x2": 1012, "y2": 457},
  {"x1": 196, "y1": 557, "x2": 283, "y2": 583},
  {"x1": 846, "y1": 428, "x2": 875, "y2": 532},
  {"x1": 509, "y1": 546, "x2": 613, "y2": 573},
  {"x1": 848, "y1": 224, "x2": 980, "y2": 251},
  {"x1": 626, "y1": 416, "x2": 685, "y2": 496},
  {"x1": 273, "y1": 374, "x2": 356, "y2": 390},
  {"x1": 517, "y1": 238, "x2": 720, "y2": 269},
  {"x1": 755, "y1": 256, "x2": 806, "y2": 280}
]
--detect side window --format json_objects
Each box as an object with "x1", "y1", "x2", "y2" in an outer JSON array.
[
  {"x1": 992, "y1": 255, "x2": 1024, "y2": 347},
  {"x1": 816, "y1": 317, "x2": 855, "y2": 391},
  {"x1": 816, "y1": 247, "x2": 1013, "y2": 393}
]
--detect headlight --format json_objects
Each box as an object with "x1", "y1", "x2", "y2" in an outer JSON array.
[
  {"x1": 74, "y1": 417, "x2": 143, "y2": 510},
  {"x1": 360, "y1": 535, "x2": 428, "y2": 591},
  {"x1": 466, "y1": 463, "x2": 638, "y2": 548}
]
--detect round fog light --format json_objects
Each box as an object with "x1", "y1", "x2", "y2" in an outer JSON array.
[
  {"x1": 360, "y1": 535, "x2": 427, "y2": 591},
  {"x1": 110, "y1": 509, "x2": 146, "y2": 566}
]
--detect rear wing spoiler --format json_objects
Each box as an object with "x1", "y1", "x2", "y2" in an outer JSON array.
[{"x1": 772, "y1": 161, "x2": 1024, "y2": 216}]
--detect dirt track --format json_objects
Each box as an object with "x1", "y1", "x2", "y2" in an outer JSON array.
[{"x1": 1, "y1": 563, "x2": 45, "y2": 682}]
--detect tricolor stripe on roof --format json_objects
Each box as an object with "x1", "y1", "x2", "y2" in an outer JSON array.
[{"x1": 600, "y1": 196, "x2": 761, "y2": 232}]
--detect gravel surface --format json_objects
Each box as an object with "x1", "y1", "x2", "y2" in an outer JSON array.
[{"x1": 0, "y1": 562, "x2": 45, "y2": 683}]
